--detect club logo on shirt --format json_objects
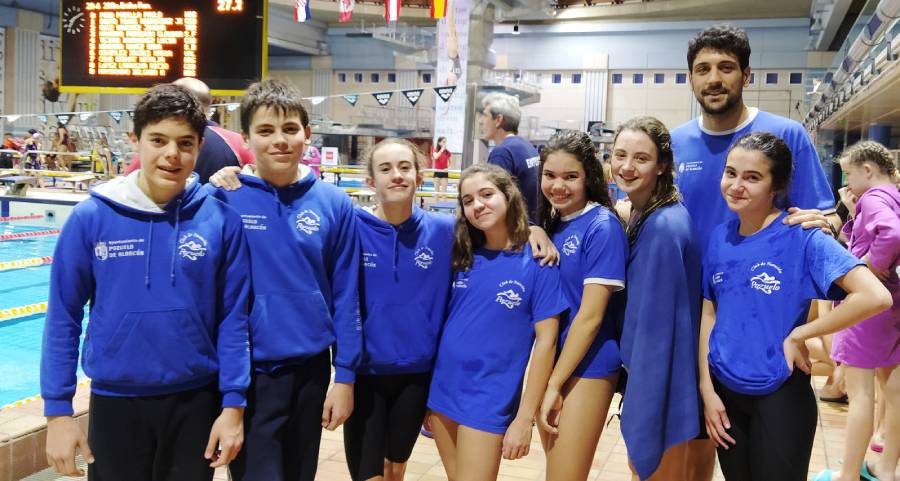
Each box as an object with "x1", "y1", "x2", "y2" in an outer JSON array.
[
  {"x1": 526, "y1": 156, "x2": 540, "y2": 169},
  {"x1": 496, "y1": 280, "x2": 526, "y2": 309},
  {"x1": 414, "y1": 246, "x2": 434, "y2": 269},
  {"x1": 453, "y1": 278, "x2": 468, "y2": 289},
  {"x1": 295, "y1": 210, "x2": 321, "y2": 235},
  {"x1": 178, "y1": 233, "x2": 208, "y2": 261},
  {"x1": 562, "y1": 235, "x2": 580, "y2": 256},
  {"x1": 94, "y1": 241, "x2": 109, "y2": 261},
  {"x1": 712, "y1": 272, "x2": 725, "y2": 285},
  {"x1": 750, "y1": 261, "x2": 783, "y2": 295},
  {"x1": 679, "y1": 161, "x2": 703, "y2": 173},
  {"x1": 363, "y1": 252, "x2": 378, "y2": 269}
]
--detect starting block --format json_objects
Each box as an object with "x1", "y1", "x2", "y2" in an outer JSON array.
[{"x1": 0, "y1": 175, "x2": 36, "y2": 196}]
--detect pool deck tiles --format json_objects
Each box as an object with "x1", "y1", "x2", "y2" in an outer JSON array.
[{"x1": 6, "y1": 376, "x2": 900, "y2": 481}]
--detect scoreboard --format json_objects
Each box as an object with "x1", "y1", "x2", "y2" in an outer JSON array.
[{"x1": 59, "y1": 0, "x2": 267, "y2": 95}]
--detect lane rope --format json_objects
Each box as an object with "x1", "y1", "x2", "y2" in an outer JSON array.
[
  {"x1": 0, "y1": 229, "x2": 60, "y2": 241},
  {"x1": 0, "y1": 256, "x2": 53, "y2": 272},
  {"x1": 0, "y1": 214, "x2": 44, "y2": 222},
  {"x1": 0, "y1": 301, "x2": 48, "y2": 322}
]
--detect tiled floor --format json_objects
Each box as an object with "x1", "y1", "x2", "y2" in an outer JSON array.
[{"x1": 15, "y1": 376, "x2": 899, "y2": 481}]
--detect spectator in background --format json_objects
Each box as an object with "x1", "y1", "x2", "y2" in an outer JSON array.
[
  {"x1": 432, "y1": 136, "x2": 451, "y2": 201},
  {"x1": 479, "y1": 92, "x2": 559, "y2": 262},
  {"x1": 125, "y1": 77, "x2": 254, "y2": 182}
]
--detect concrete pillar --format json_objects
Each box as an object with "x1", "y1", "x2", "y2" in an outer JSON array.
[
  {"x1": 311, "y1": 56, "x2": 332, "y2": 120},
  {"x1": 831, "y1": 131, "x2": 845, "y2": 192},
  {"x1": 460, "y1": 2, "x2": 495, "y2": 169},
  {"x1": 867, "y1": 123, "x2": 891, "y2": 146}
]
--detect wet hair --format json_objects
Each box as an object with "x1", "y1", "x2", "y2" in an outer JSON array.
[
  {"x1": 727, "y1": 132, "x2": 793, "y2": 207},
  {"x1": 613, "y1": 116, "x2": 681, "y2": 245},
  {"x1": 363, "y1": 137, "x2": 425, "y2": 177},
  {"x1": 687, "y1": 24, "x2": 751, "y2": 72},
  {"x1": 481, "y1": 93, "x2": 521, "y2": 133},
  {"x1": 840, "y1": 140, "x2": 897, "y2": 177},
  {"x1": 240, "y1": 79, "x2": 310, "y2": 134},
  {"x1": 132, "y1": 83, "x2": 207, "y2": 141},
  {"x1": 452, "y1": 164, "x2": 530, "y2": 271},
  {"x1": 538, "y1": 129, "x2": 614, "y2": 233}
]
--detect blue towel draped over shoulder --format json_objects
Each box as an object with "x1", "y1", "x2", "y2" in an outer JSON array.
[{"x1": 618, "y1": 203, "x2": 703, "y2": 480}]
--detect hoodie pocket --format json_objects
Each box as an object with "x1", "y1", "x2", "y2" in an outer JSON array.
[
  {"x1": 362, "y1": 303, "x2": 437, "y2": 367},
  {"x1": 89, "y1": 309, "x2": 217, "y2": 386},
  {"x1": 249, "y1": 291, "x2": 333, "y2": 361}
]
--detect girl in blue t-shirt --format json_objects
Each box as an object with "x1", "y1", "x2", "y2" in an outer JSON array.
[
  {"x1": 427, "y1": 163, "x2": 566, "y2": 481},
  {"x1": 699, "y1": 132, "x2": 892, "y2": 481},
  {"x1": 344, "y1": 138, "x2": 455, "y2": 481},
  {"x1": 533, "y1": 129, "x2": 627, "y2": 481}
]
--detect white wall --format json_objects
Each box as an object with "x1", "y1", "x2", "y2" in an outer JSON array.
[{"x1": 514, "y1": 67, "x2": 809, "y2": 136}]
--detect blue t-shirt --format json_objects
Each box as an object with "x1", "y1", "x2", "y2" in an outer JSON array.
[
  {"x1": 488, "y1": 136, "x2": 541, "y2": 222},
  {"x1": 672, "y1": 109, "x2": 835, "y2": 251},
  {"x1": 428, "y1": 245, "x2": 568, "y2": 433},
  {"x1": 703, "y1": 211, "x2": 862, "y2": 395},
  {"x1": 553, "y1": 204, "x2": 627, "y2": 378}
]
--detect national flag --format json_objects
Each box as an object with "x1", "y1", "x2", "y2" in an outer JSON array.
[
  {"x1": 431, "y1": 0, "x2": 447, "y2": 19},
  {"x1": 339, "y1": 0, "x2": 355, "y2": 23},
  {"x1": 294, "y1": 0, "x2": 311, "y2": 22},
  {"x1": 385, "y1": 0, "x2": 400, "y2": 22}
]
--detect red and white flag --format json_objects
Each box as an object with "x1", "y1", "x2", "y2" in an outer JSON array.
[
  {"x1": 384, "y1": 0, "x2": 400, "y2": 22},
  {"x1": 339, "y1": 0, "x2": 355, "y2": 22},
  {"x1": 294, "y1": 0, "x2": 311, "y2": 22}
]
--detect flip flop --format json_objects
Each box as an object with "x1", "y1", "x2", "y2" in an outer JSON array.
[
  {"x1": 818, "y1": 394, "x2": 849, "y2": 404},
  {"x1": 812, "y1": 469, "x2": 834, "y2": 481},
  {"x1": 860, "y1": 462, "x2": 879, "y2": 481}
]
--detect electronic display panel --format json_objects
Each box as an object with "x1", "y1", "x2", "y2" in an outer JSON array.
[{"x1": 59, "y1": 0, "x2": 267, "y2": 95}]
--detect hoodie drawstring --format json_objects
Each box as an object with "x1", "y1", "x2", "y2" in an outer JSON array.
[
  {"x1": 170, "y1": 199, "x2": 182, "y2": 285},
  {"x1": 392, "y1": 227, "x2": 399, "y2": 277},
  {"x1": 145, "y1": 219, "x2": 154, "y2": 288}
]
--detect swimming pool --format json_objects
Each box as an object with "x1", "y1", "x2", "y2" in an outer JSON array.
[{"x1": 0, "y1": 218, "x2": 86, "y2": 408}]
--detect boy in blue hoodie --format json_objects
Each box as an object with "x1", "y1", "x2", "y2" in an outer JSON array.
[
  {"x1": 41, "y1": 84, "x2": 252, "y2": 480},
  {"x1": 206, "y1": 79, "x2": 361, "y2": 481}
]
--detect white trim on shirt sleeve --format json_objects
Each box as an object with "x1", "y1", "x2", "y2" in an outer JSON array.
[{"x1": 584, "y1": 278, "x2": 625, "y2": 291}]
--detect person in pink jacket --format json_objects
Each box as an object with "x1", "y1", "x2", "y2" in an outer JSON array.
[{"x1": 816, "y1": 140, "x2": 900, "y2": 481}]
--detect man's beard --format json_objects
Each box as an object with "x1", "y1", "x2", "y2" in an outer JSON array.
[{"x1": 698, "y1": 88, "x2": 742, "y2": 115}]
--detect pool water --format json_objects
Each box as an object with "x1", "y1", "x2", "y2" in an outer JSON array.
[{"x1": 0, "y1": 220, "x2": 86, "y2": 408}]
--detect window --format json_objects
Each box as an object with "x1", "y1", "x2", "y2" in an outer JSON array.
[
  {"x1": 552, "y1": 73, "x2": 562, "y2": 84},
  {"x1": 632, "y1": 73, "x2": 644, "y2": 84},
  {"x1": 337, "y1": 73, "x2": 347, "y2": 83},
  {"x1": 675, "y1": 73, "x2": 687, "y2": 84},
  {"x1": 789, "y1": 72, "x2": 802, "y2": 84},
  {"x1": 370, "y1": 73, "x2": 380, "y2": 83},
  {"x1": 422, "y1": 72, "x2": 432, "y2": 83},
  {"x1": 612, "y1": 73, "x2": 623, "y2": 84},
  {"x1": 766, "y1": 73, "x2": 778, "y2": 85},
  {"x1": 654, "y1": 73, "x2": 665, "y2": 84},
  {"x1": 387, "y1": 72, "x2": 397, "y2": 83},
  {"x1": 571, "y1": 73, "x2": 582, "y2": 84},
  {"x1": 354, "y1": 73, "x2": 363, "y2": 83},
  {"x1": 749, "y1": 73, "x2": 755, "y2": 84}
]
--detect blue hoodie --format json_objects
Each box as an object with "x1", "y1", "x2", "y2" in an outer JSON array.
[
  {"x1": 41, "y1": 172, "x2": 252, "y2": 417},
  {"x1": 355, "y1": 206, "x2": 454, "y2": 375},
  {"x1": 205, "y1": 169, "x2": 362, "y2": 383}
]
